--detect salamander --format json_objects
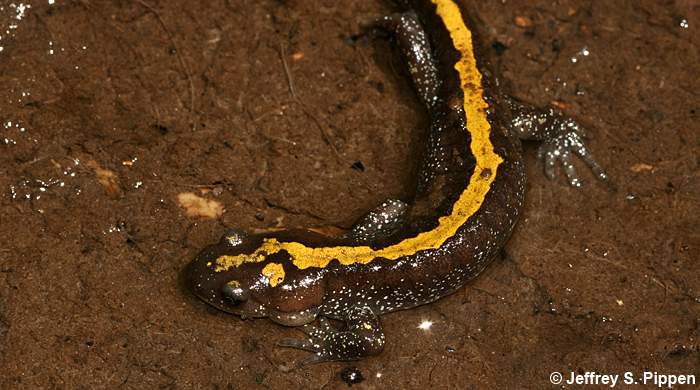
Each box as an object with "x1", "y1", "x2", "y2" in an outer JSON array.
[{"x1": 187, "y1": 0, "x2": 608, "y2": 363}]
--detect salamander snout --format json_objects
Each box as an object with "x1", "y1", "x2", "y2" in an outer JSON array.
[{"x1": 187, "y1": 229, "x2": 270, "y2": 318}]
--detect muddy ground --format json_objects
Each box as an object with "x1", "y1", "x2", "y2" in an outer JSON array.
[{"x1": 0, "y1": 0, "x2": 698, "y2": 388}]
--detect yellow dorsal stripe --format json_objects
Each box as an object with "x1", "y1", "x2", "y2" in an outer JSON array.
[{"x1": 216, "y1": 0, "x2": 503, "y2": 272}]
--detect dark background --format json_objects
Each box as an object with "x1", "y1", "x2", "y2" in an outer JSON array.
[{"x1": 0, "y1": 0, "x2": 697, "y2": 388}]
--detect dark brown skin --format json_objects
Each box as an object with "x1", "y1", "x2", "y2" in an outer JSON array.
[{"x1": 187, "y1": 0, "x2": 605, "y2": 364}]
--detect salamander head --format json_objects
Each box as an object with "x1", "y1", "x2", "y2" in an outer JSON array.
[
  {"x1": 187, "y1": 231, "x2": 270, "y2": 319},
  {"x1": 187, "y1": 229, "x2": 325, "y2": 325}
]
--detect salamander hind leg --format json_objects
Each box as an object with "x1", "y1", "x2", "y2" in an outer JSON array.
[
  {"x1": 278, "y1": 306, "x2": 385, "y2": 364},
  {"x1": 505, "y1": 97, "x2": 609, "y2": 187},
  {"x1": 536, "y1": 117, "x2": 608, "y2": 187}
]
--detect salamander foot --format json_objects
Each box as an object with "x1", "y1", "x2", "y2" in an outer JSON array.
[
  {"x1": 537, "y1": 118, "x2": 608, "y2": 187},
  {"x1": 506, "y1": 96, "x2": 609, "y2": 187},
  {"x1": 278, "y1": 306, "x2": 385, "y2": 364}
]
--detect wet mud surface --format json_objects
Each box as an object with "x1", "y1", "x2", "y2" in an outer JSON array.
[{"x1": 0, "y1": 0, "x2": 698, "y2": 388}]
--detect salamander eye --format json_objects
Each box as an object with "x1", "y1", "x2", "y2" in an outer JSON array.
[{"x1": 221, "y1": 280, "x2": 249, "y2": 304}]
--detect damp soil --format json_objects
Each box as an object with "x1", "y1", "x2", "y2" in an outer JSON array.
[{"x1": 0, "y1": 0, "x2": 698, "y2": 388}]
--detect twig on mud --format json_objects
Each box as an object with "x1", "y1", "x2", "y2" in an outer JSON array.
[
  {"x1": 137, "y1": 0, "x2": 198, "y2": 132},
  {"x1": 279, "y1": 42, "x2": 297, "y2": 99},
  {"x1": 297, "y1": 102, "x2": 342, "y2": 158},
  {"x1": 19, "y1": 156, "x2": 49, "y2": 168},
  {"x1": 277, "y1": 42, "x2": 342, "y2": 160},
  {"x1": 264, "y1": 134, "x2": 298, "y2": 146}
]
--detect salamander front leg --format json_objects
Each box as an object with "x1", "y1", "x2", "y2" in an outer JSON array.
[
  {"x1": 278, "y1": 306, "x2": 385, "y2": 364},
  {"x1": 349, "y1": 199, "x2": 408, "y2": 245},
  {"x1": 505, "y1": 97, "x2": 609, "y2": 187}
]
